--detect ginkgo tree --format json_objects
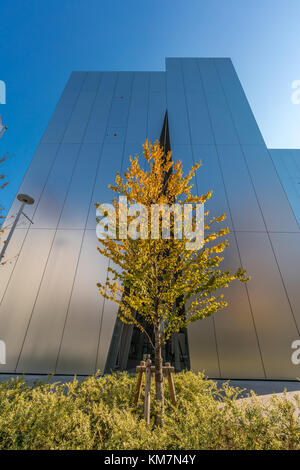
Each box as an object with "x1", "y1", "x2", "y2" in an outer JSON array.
[{"x1": 96, "y1": 139, "x2": 248, "y2": 425}]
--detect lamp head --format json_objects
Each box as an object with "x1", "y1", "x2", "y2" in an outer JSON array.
[{"x1": 17, "y1": 194, "x2": 35, "y2": 205}]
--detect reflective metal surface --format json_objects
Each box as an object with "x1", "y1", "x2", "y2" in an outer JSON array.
[
  {"x1": 1, "y1": 61, "x2": 299, "y2": 379},
  {"x1": 270, "y1": 149, "x2": 300, "y2": 226}
]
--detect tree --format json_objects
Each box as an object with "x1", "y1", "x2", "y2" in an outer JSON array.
[{"x1": 96, "y1": 140, "x2": 248, "y2": 425}]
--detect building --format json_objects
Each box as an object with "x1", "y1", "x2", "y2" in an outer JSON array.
[{"x1": 0, "y1": 58, "x2": 299, "y2": 379}]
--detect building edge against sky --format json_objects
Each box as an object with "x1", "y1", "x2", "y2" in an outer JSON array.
[{"x1": 0, "y1": 58, "x2": 299, "y2": 380}]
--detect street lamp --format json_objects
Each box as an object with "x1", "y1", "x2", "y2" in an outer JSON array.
[{"x1": 0, "y1": 193, "x2": 35, "y2": 262}]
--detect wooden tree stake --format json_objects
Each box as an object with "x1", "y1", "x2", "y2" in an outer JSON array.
[
  {"x1": 135, "y1": 360, "x2": 177, "y2": 423},
  {"x1": 165, "y1": 362, "x2": 177, "y2": 406},
  {"x1": 134, "y1": 360, "x2": 145, "y2": 406},
  {"x1": 144, "y1": 359, "x2": 152, "y2": 426}
]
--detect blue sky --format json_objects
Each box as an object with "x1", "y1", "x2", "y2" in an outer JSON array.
[{"x1": 1, "y1": 0, "x2": 300, "y2": 213}]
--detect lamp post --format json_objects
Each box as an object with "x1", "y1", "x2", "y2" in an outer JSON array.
[{"x1": 0, "y1": 194, "x2": 34, "y2": 262}]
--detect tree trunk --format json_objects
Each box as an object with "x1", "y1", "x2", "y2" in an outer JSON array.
[{"x1": 154, "y1": 325, "x2": 164, "y2": 426}]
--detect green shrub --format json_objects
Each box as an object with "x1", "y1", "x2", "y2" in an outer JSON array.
[{"x1": 0, "y1": 371, "x2": 298, "y2": 450}]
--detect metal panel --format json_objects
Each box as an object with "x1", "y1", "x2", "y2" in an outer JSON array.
[
  {"x1": 148, "y1": 92, "x2": 166, "y2": 143},
  {"x1": 106, "y1": 74, "x2": 133, "y2": 137},
  {"x1": 180, "y1": 58, "x2": 202, "y2": 93},
  {"x1": 16, "y1": 229, "x2": 83, "y2": 374},
  {"x1": 215, "y1": 59, "x2": 264, "y2": 145},
  {"x1": 56, "y1": 230, "x2": 109, "y2": 375},
  {"x1": 6, "y1": 143, "x2": 60, "y2": 227},
  {"x1": 217, "y1": 145, "x2": 265, "y2": 231},
  {"x1": 149, "y1": 72, "x2": 165, "y2": 93},
  {"x1": 270, "y1": 149, "x2": 300, "y2": 227},
  {"x1": 86, "y1": 143, "x2": 123, "y2": 229},
  {"x1": 187, "y1": 314, "x2": 220, "y2": 378},
  {"x1": 243, "y1": 146, "x2": 300, "y2": 232},
  {"x1": 84, "y1": 72, "x2": 117, "y2": 143},
  {"x1": 197, "y1": 59, "x2": 239, "y2": 145},
  {"x1": 126, "y1": 73, "x2": 149, "y2": 143},
  {"x1": 185, "y1": 93, "x2": 214, "y2": 145},
  {"x1": 42, "y1": 72, "x2": 86, "y2": 143},
  {"x1": 114, "y1": 72, "x2": 133, "y2": 100},
  {"x1": 0, "y1": 229, "x2": 27, "y2": 302},
  {"x1": 33, "y1": 144, "x2": 81, "y2": 228},
  {"x1": 0, "y1": 229, "x2": 55, "y2": 372},
  {"x1": 97, "y1": 294, "x2": 119, "y2": 373},
  {"x1": 214, "y1": 233, "x2": 265, "y2": 379},
  {"x1": 289, "y1": 150, "x2": 300, "y2": 174},
  {"x1": 181, "y1": 59, "x2": 214, "y2": 145},
  {"x1": 270, "y1": 232, "x2": 300, "y2": 333},
  {"x1": 63, "y1": 88, "x2": 100, "y2": 143},
  {"x1": 108, "y1": 102, "x2": 131, "y2": 128},
  {"x1": 166, "y1": 59, "x2": 190, "y2": 145},
  {"x1": 148, "y1": 72, "x2": 166, "y2": 143},
  {"x1": 81, "y1": 72, "x2": 102, "y2": 92},
  {"x1": 59, "y1": 143, "x2": 102, "y2": 229},
  {"x1": 193, "y1": 145, "x2": 233, "y2": 231},
  {"x1": 236, "y1": 231, "x2": 299, "y2": 379},
  {"x1": 105, "y1": 127, "x2": 126, "y2": 143}
]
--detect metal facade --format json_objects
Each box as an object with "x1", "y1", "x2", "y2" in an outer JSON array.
[{"x1": 0, "y1": 59, "x2": 299, "y2": 379}]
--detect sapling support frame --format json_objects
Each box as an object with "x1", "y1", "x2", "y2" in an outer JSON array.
[{"x1": 135, "y1": 359, "x2": 177, "y2": 425}]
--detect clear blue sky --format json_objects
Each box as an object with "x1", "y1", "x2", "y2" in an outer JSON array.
[{"x1": 1, "y1": 0, "x2": 300, "y2": 213}]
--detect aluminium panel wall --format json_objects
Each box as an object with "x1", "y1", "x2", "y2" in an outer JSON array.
[
  {"x1": 148, "y1": 72, "x2": 166, "y2": 143},
  {"x1": 193, "y1": 145, "x2": 233, "y2": 231},
  {"x1": 56, "y1": 230, "x2": 109, "y2": 375},
  {"x1": 217, "y1": 145, "x2": 265, "y2": 232},
  {"x1": 6, "y1": 143, "x2": 60, "y2": 229},
  {"x1": 236, "y1": 231, "x2": 299, "y2": 379},
  {"x1": 270, "y1": 232, "x2": 300, "y2": 333},
  {"x1": 214, "y1": 233, "x2": 265, "y2": 379},
  {"x1": 16, "y1": 229, "x2": 84, "y2": 374},
  {"x1": 58, "y1": 143, "x2": 102, "y2": 229},
  {"x1": 269, "y1": 149, "x2": 300, "y2": 228},
  {"x1": 172, "y1": 58, "x2": 300, "y2": 380},
  {"x1": 197, "y1": 58, "x2": 239, "y2": 145},
  {"x1": 2, "y1": 61, "x2": 300, "y2": 379},
  {"x1": 0, "y1": 228, "x2": 55, "y2": 372},
  {"x1": 243, "y1": 146, "x2": 299, "y2": 232},
  {"x1": 84, "y1": 73, "x2": 118, "y2": 143},
  {"x1": 32, "y1": 143, "x2": 81, "y2": 228},
  {"x1": 42, "y1": 72, "x2": 87, "y2": 143},
  {"x1": 214, "y1": 58, "x2": 264, "y2": 145}
]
